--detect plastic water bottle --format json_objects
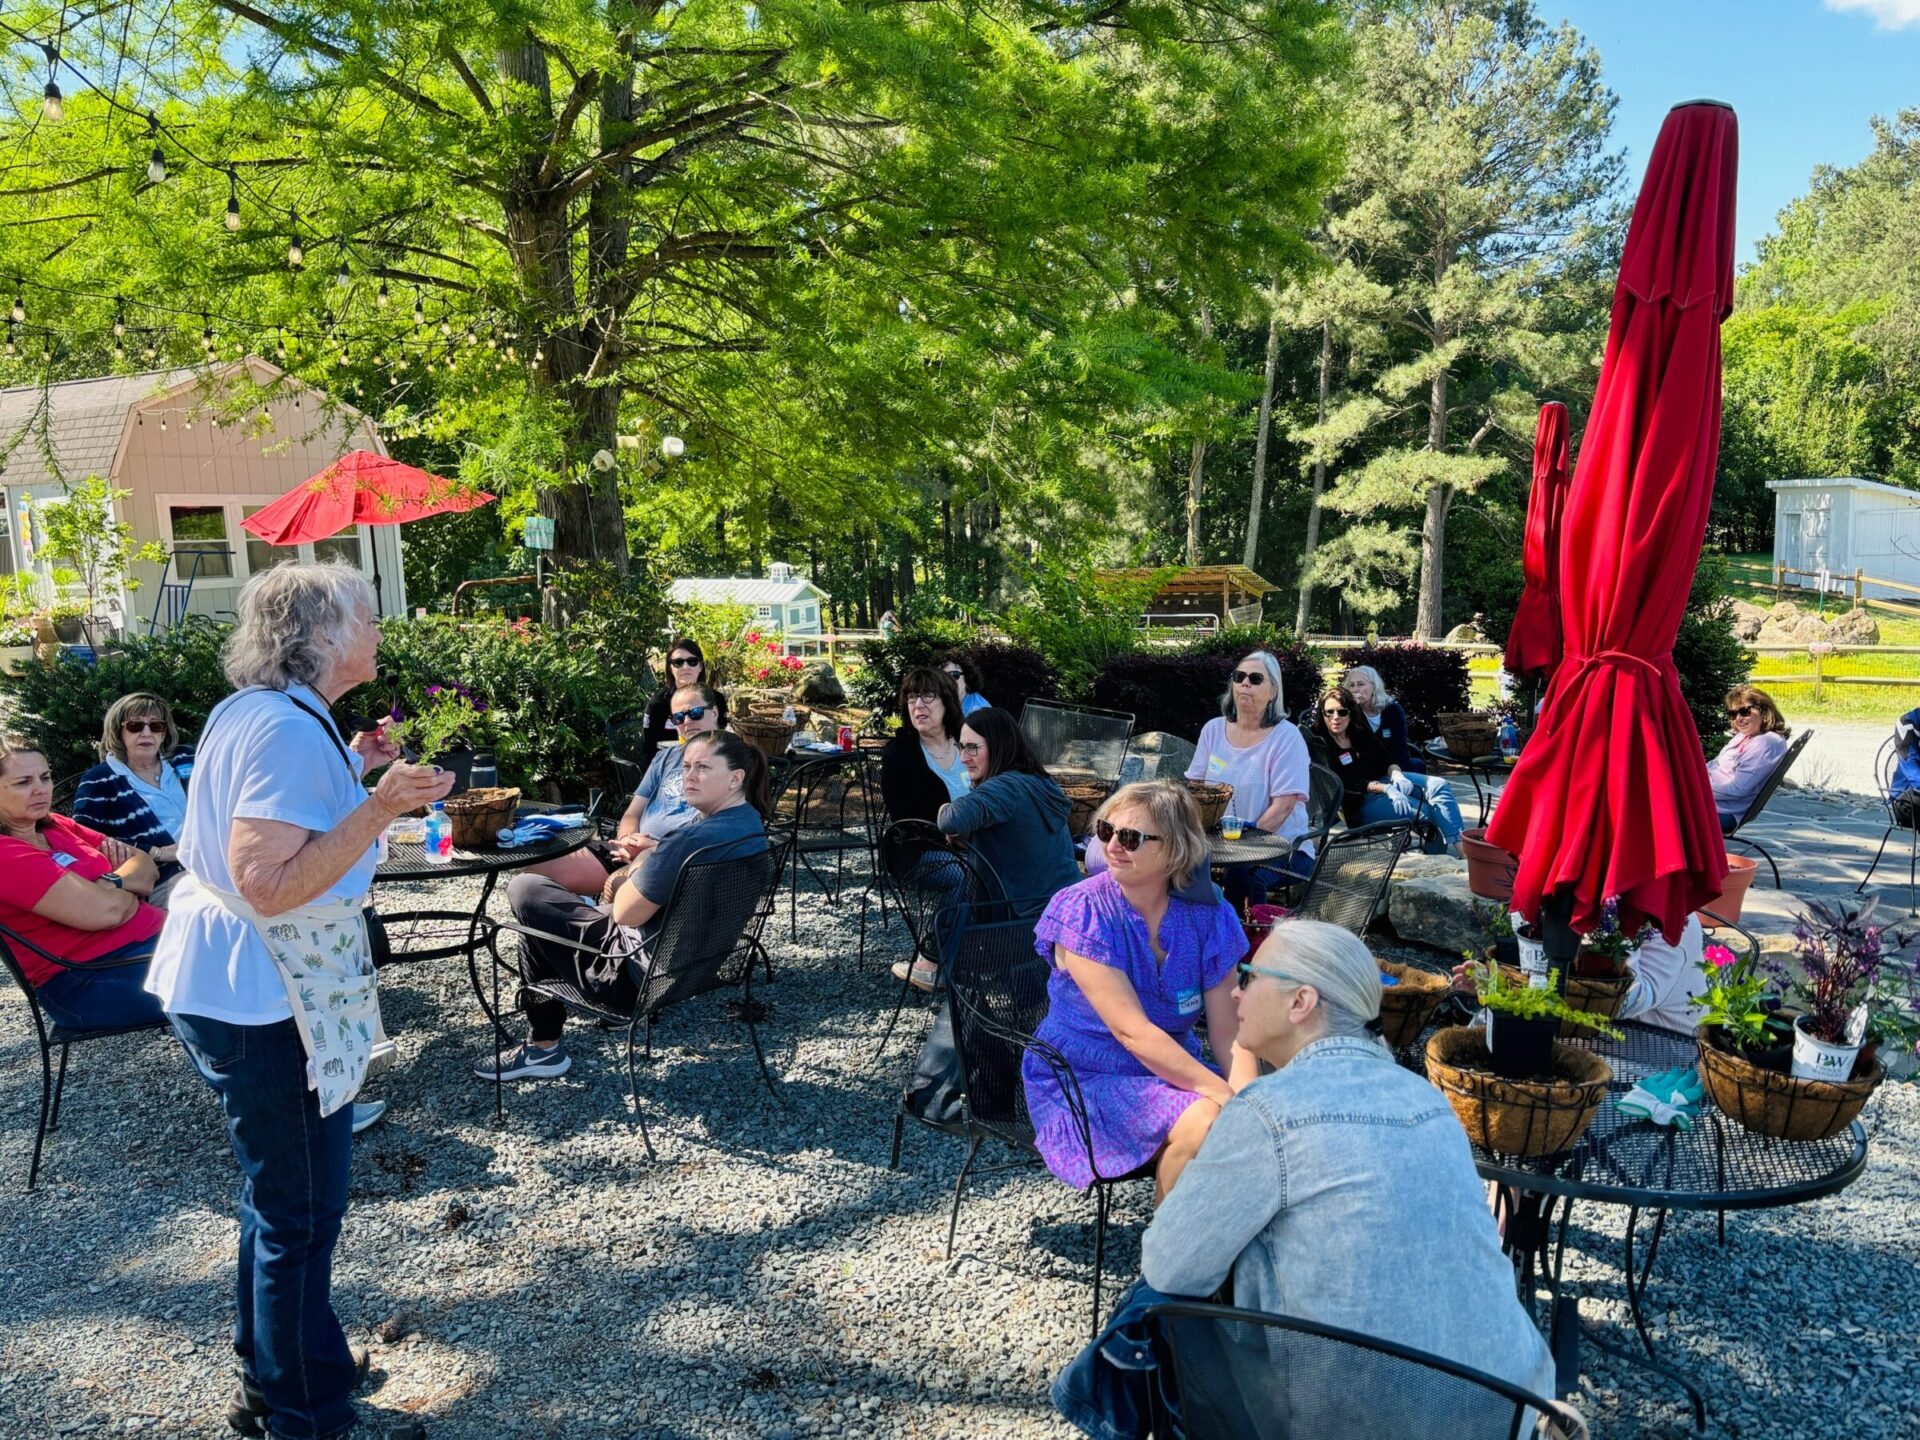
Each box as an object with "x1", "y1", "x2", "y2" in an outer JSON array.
[
  {"x1": 782, "y1": 702, "x2": 796, "y2": 726},
  {"x1": 423, "y1": 801, "x2": 452, "y2": 864},
  {"x1": 1498, "y1": 716, "x2": 1519, "y2": 760}
]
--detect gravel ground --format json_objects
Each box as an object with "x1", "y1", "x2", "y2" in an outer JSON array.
[{"x1": 2, "y1": 872, "x2": 1915, "y2": 1440}]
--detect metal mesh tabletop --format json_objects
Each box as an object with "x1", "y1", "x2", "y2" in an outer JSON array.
[
  {"x1": 1207, "y1": 832, "x2": 1296, "y2": 867},
  {"x1": 1448, "y1": 1019, "x2": 1867, "y2": 1210},
  {"x1": 374, "y1": 826, "x2": 591, "y2": 883}
]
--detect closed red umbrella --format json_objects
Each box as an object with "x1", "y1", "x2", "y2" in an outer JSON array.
[
  {"x1": 1504, "y1": 403, "x2": 1572, "y2": 678},
  {"x1": 240, "y1": 450, "x2": 493, "y2": 545},
  {"x1": 1486, "y1": 102, "x2": 1737, "y2": 943}
]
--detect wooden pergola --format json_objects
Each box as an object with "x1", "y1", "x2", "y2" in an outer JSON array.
[{"x1": 1097, "y1": 564, "x2": 1278, "y2": 629}]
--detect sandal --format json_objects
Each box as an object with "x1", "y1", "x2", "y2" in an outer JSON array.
[{"x1": 890, "y1": 957, "x2": 942, "y2": 993}]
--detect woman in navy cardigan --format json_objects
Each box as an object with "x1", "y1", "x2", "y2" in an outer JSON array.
[{"x1": 72, "y1": 692, "x2": 195, "y2": 902}]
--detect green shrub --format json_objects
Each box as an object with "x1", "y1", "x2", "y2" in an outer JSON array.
[
  {"x1": 0, "y1": 618, "x2": 234, "y2": 781},
  {"x1": 1001, "y1": 562, "x2": 1163, "y2": 700},
  {"x1": 1335, "y1": 643, "x2": 1472, "y2": 737},
  {"x1": 849, "y1": 621, "x2": 1058, "y2": 722}
]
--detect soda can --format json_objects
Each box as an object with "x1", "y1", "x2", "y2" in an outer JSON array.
[{"x1": 837, "y1": 725, "x2": 854, "y2": 752}]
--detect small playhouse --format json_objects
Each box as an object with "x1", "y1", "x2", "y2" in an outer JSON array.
[
  {"x1": 0, "y1": 358, "x2": 402, "y2": 631},
  {"x1": 668, "y1": 563, "x2": 831, "y2": 637}
]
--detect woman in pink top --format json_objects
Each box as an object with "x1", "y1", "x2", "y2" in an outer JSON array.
[{"x1": 1707, "y1": 686, "x2": 1789, "y2": 826}]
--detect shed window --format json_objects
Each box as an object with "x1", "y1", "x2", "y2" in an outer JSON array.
[{"x1": 166, "y1": 504, "x2": 235, "y2": 578}]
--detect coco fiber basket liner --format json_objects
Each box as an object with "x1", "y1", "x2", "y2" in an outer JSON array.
[
  {"x1": 1184, "y1": 781, "x2": 1235, "y2": 832},
  {"x1": 1060, "y1": 779, "x2": 1112, "y2": 837},
  {"x1": 1377, "y1": 961, "x2": 1451, "y2": 1049},
  {"x1": 1425, "y1": 1026, "x2": 1611, "y2": 1157},
  {"x1": 1436, "y1": 712, "x2": 1499, "y2": 760},
  {"x1": 1695, "y1": 1026, "x2": 1884, "y2": 1141},
  {"x1": 1560, "y1": 972, "x2": 1632, "y2": 1037},
  {"x1": 731, "y1": 712, "x2": 796, "y2": 760},
  {"x1": 441, "y1": 786, "x2": 521, "y2": 849}
]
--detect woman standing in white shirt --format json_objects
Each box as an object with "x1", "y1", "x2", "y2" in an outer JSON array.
[{"x1": 146, "y1": 564, "x2": 449, "y2": 1440}]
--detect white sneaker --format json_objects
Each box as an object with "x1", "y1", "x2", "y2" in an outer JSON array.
[{"x1": 350, "y1": 1100, "x2": 387, "y2": 1134}]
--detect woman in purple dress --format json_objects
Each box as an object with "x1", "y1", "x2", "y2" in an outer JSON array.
[{"x1": 1024, "y1": 780, "x2": 1253, "y2": 1201}]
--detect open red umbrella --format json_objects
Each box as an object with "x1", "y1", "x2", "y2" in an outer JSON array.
[
  {"x1": 1485, "y1": 102, "x2": 1738, "y2": 943},
  {"x1": 241, "y1": 450, "x2": 493, "y2": 545},
  {"x1": 1504, "y1": 403, "x2": 1572, "y2": 679}
]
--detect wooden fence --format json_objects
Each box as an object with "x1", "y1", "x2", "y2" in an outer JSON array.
[{"x1": 1772, "y1": 563, "x2": 1920, "y2": 608}]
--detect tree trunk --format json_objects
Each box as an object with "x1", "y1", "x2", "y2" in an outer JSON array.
[
  {"x1": 1184, "y1": 301, "x2": 1214, "y2": 568},
  {"x1": 1294, "y1": 317, "x2": 1332, "y2": 633},
  {"x1": 1415, "y1": 364, "x2": 1451, "y2": 640},
  {"x1": 1245, "y1": 285, "x2": 1284, "y2": 571}
]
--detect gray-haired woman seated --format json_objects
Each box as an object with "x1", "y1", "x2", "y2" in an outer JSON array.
[{"x1": 1054, "y1": 921, "x2": 1559, "y2": 1438}]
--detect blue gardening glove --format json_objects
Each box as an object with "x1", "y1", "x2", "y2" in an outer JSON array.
[{"x1": 1616, "y1": 1066, "x2": 1704, "y2": 1129}]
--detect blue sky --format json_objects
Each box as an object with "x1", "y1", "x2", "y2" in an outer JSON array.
[{"x1": 1545, "y1": 0, "x2": 1920, "y2": 264}]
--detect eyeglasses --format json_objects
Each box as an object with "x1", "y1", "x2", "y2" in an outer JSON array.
[
  {"x1": 1095, "y1": 818, "x2": 1163, "y2": 851},
  {"x1": 1727, "y1": 704, "x2": 1757, "y2": 718},
  {"x1": 122, "y1": 720, "x2": 166, "y2": 734},
  {"x1": 906, "y1": 691, "x2": 940, "y2": 704},
  {"x1": 1236, "y1": 962, "x2": 1312, "y2": 992},
  {"x1": 669, "y1": 706, "x2": 710, "y2": 725},
  {"x1": 958, "y1": 741, "x2": 984, "y2": 757},
  {"x1": 669, "y1": 656, "x2": 703, "y2": 668},
  {"x1": 1321, "y1": 706, "x2": 1349, "y2": 718},
  {"x1": 1229, "y1": 670, "x2": 1267, "y2": 686}
]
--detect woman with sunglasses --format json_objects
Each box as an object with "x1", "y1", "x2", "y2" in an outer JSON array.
[
  {"x1": 938, "y1": 653, "x2": 991, "y2": 716},
  {"x1": 1130, "y1": 920, "x2": 1555, "y2": 1415},
  {"x1": 1310, "y1": 686, "x2": 1464, "y2": 854},
  {"x1": 937, "y1": 707, "x2": 1081, "y2": 904},
  {"x1": 1708, "y1": 686, "x2": 1790, "y2": 826},
  {"x1": 879, "y1": 667, "x2": 969, "y2": 828},
  {"x1": 1022, "y1": 781, "x2": 1252, "y2": 1204},
  {"x1": 635, "y1": 638, "x2": 731, "y2": 776},
  {"x1": 72, "y1": 692, "x2": 198, "y2": 904},
  {"x1": 1185, "y1": 650, "x2": 1314, "y2": 905},
  {"x1": 526, "y1": 684, "x2": 725, "y2": 897}
]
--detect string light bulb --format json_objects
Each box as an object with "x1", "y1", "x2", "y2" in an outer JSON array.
[
  {"x1": 334, "y1": 259, "x2": 350, "y2": 289},
  {"x1": 225, "y1": 173, "x2": 241, "y2": 231},
  {"x1": 10, "y1": 292, "x2": 22, "y2": 325},
  {"x1": 287, "y1": 211, "x2": 304, "y2": 269},
  {"x1": 201, "y1": 316, "x2": 215, "y2": 354},
  {"x1": 275, "y1": 330, "x2": 287, "y2": 361},
  {"x1": 42, "y1": 80, "x2": 63, "y2": 123},
  {"x1": 661, "y1": 435, "x2": 686, "y2": 459},
  {"x1": 377, "y1": 278, "x2": 390, "y2": 308},
  {"x1": 148, "y1": 146, "x2": 167, "y2": 185},
  {"x1": 112, "y1": 298, "x2": 125, "y2": 338},
  {"x1": 412, "y1": 293, "x2": 424, "y2": 329},
  {"x1": 3, "y1": 327, "x2": 13, "y2": 359}
]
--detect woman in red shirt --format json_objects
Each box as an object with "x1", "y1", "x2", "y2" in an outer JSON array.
[{"x1": 0, "y1": 735, "x2": 166, "y2": 1030}]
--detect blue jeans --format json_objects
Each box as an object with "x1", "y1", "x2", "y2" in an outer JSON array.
[
  {"x1": 1356, "y1": 775, "x2": 1464, "y2": 848},
  {"x1": 170, "y1": 1013, "x2": 358, "y2": 1440},
  {"x1": 1220, "y1": 849, "x2": 1316, "y2": 911},
  {"x1": 35, "y1": 944, "x2": 164, "y2": 1031}
]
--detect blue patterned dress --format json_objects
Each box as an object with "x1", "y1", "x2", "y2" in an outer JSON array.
[{"x1": 1022, "y1": 871, "x2": 1247, "y2": 1189}]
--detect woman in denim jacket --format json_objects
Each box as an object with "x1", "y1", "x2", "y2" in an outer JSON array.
[{"x1": 1056, "y1": 921, "x2": 1559, "y2": 1437}]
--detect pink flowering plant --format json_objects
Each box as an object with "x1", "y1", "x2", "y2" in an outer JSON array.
[
  {"x1": 740, "y1": 630, "x2": 806, "y2": 685},
  {"x1": 1695, "y1": 935, "x2": 1784, "y2": 1053}
]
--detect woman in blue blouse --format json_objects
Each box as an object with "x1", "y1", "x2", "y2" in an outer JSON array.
[
  {"x1": 72, "y1": 692, "x2": 196, "y2": 901},
  {"x1": 1024, "y1": 780, "x2": 1252, "y2": 1202}
]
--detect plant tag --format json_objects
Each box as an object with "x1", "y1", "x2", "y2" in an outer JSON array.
[
  {"x1": 1515, "y1": 933, "x2": 1549, "y2": 990},
  {"x1": 1845, "y1": 1004, "x2": 1869, "y2": 1048}
]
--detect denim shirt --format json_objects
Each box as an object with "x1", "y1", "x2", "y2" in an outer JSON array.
[{"x1": 1141, "y1": 1035, "x2": 1555, "y2": 1402}]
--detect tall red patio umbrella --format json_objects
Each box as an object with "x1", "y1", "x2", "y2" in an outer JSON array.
[
  {"x1": 242, "y1": 450, "x2": 494, "y2": 612},
  {"x1": 1485, "y1": 101, "x2": 1738, "y2": 943},
  {"x1": 1504, "y1": 403, "x2": 1572, "y2": 678}
]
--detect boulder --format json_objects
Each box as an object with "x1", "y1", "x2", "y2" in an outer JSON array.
[
  {"x1": 1766, "y1": 601, "x2": 1802, "y2": 622},
  {"x1": 1823, "y1": 607, "x2": 1880, "y2": 645},
  {"x1": 1442, "y1": 622, "x2": 1484, "y2": 645},
  {"x1": 797, "y1": 662, "x2": 847, "y2": 706},
  {"x1": 1729, "y1": 600, "x2": 1769, "y2": 642},
  {"x1": 1757, "y1": 613, "x2": 1829, "y2": 646},
  {"x1": 1384, "y1": 856, "x2": 1486, "y2": 959}
]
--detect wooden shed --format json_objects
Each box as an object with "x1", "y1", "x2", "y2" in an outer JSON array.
[
  {"x1": 1097, "y1": 564, "x2": 1277, "y2": 630},
  {"x1": 0, "y1": 358, "x2": 400, "y2": 630}
]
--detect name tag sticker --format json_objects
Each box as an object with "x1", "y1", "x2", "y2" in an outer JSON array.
[
  {"x1": 1175, "y1": 986, "x2": 1203, "y2": 1015},
  {"x1": 1338, "y1": 752, "x2": 1353, "y2": 766},
  {"x1": 50, "y1": 850, "x2": 79, "y2": 868}
]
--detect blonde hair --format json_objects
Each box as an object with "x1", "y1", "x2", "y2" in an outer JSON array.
[
  {"x1": 1094, "y1": 779, "x2": 1208, "y2": 889},
  {"x1": 100, "y1": 692, "x2": 178, "y2": 763},
  {"x1": 1724, "y1": 685, "x2": 1789, "y2": 739},
  {"x1": 1258, "y1": 920, "x2": 1383, "y2": 1039}
]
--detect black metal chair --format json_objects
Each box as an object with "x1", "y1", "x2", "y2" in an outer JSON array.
[
  {"x1": 484, "y1": 837, "x2": 790, "y2": 1157},
  {"x1": 0, "y1": 924, "x2": 167, "y2": 1189},
  {"x1": 1270, "y1": 763, "x2": 1345, "y2": 906},
  {"x1": 769, "y1": 750, "x2": 885, "y2": 960},
  {"x1": 873, "y1": 820, "x2": 993, "y2": 1059},
  {"x1": 941, "y1": 901, "x2": 1156, "y2": 1337},
  {"x1": 604, "y1": 708, "x2": 652, "y2": 799},
  {"x1": 1144, "y1": 1301, "x2": 1587, "y2": 1439},
  {"x1": 1290, "y1": 820, "x2": 1414, "y2": 935},
  {"x1": 1720, "y1": 728, "x2": 1811, "y2": 888},
  {"x1": 1857, "y1": 733, "x2": 1919, "y2": 914},
  {"x1": 1020, "y1": 699, "x2": 1135, "y2": 789}
]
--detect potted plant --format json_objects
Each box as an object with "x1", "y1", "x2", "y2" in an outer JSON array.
[
  {"x1": 1783, "y1": 899, "x2": 1911, "y2": 1082},
  {"x1": 1565, "y1": 896, "x2": 1647, "y2": 1029},
  {"x1": 388, "y1": 682, "x2": 490, "y2": 795},
  {"x1": 1460, "y1": 827, "x2": 1518, "y2": 901},
  {"x1": 0, "y1": 617, "x2": 33, "y2": 672},
  {"x1": 1467, "y1": 961, "x2": 1622, "y2": 1079}
]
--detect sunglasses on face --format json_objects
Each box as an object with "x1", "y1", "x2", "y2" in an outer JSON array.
[
  {"x1": 670, "y1": 656, "x2": 702, "y2": 668},
  {"x1": 1236, "y1": 962, "x2": 1311, "y2": 992},
  {"x1": 670, "y1": 706, "x2": 710, "y2": 725},
  {"x1": 942, "y1": 668, "x2": 965, "y2": 680},
  {"x1": 1322, "y1": 706, "x2": 1349, "y2": 718},
  {"x1": 1727, "y1": 705, "x2": 1757, "y2": 719},
  {"x1": 1095, "y1": 819, "x2": 1163, "y2": 852},
  {"x1": 1230, "y1": 670, "x2": 1267, "y2": 686},
  {"x1": 122, "y1": 720, "x2": 166, "y2": 734}
]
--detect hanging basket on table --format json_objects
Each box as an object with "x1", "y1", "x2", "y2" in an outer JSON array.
[
  {"x1": 1695, "y1": 1026, "x2": 1884, "y2": 1141},
  {"x1": 1436, "y1": 712, "x2": 1499, "y2": 760},
  {"x1": 1184, "y1": 781, "x2": 1235, "y2": 832},
  {"x1": 1560, "y1": 972, "x2": 1632, "y2": 1036},
  {"x1": 1424, "y1": 1026, "x2": 1611, "y2": 1157},
  {"x1": 731, "y1": 712, "x2": 796, "y2": 759},
  {"x1": 1377, "y1": 961, "x2": 1451, "y2": 1049},
  {"x1": 441, "y1": 786, "x2": 520, "y2": 850}
]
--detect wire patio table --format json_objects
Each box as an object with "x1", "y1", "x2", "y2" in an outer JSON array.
[
  {"x1": 1206, "y1": 831, "x2": 1296, "y2": 868},
  {"x1": 373, "y1": 820, "x2": 594, "y2": 1038},
  {"x1": 1415, "y1": 1014, "x2": 1867, "y2": 1433}
]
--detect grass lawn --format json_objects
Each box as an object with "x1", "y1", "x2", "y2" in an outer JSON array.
[{"x1": 1723, "y1": 551, "x2": 1920, "y2": 722}]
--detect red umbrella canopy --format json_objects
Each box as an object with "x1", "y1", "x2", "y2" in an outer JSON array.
[
  {"x1": 1485, "y1": 102, "x2": 1738, "y2": 943},
  {"x1": 1504, "y1": 402, "x2": 1572, "y2": 678},
  {"x1": 240, "y1": 451, "x2": 494, "y2": 546}
]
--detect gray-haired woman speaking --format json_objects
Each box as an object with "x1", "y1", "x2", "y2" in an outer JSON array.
[{"x1": 146, "y1": 562, "x2": 449, "y2": 1440}]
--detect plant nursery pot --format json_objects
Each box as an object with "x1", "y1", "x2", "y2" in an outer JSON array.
[
  {"x1": 1461, "y1": 828, "x2": 1518, "y2": 902},
  {"x1": 1486, "y1": 1010, "x2": 1560, "y2": 1080},
  {"x1": 1696, "y1": 854, "x2": 1759, "y2": 926},
  {"x1": 428, "y1": 747, "x2": 474, "y2": 797},
  {"x1": 0, "y1": 644, "x2": 33, "y2": 674},
  {"x1": 52, "y1": 615, "x2": 85, "y2": 643},
  {"x1": 1790, "y1": 1015, "x2": 1864, "y2": 1084}
]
